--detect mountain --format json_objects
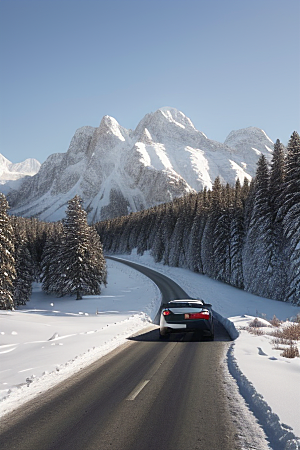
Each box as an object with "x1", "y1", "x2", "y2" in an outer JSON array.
[
  {"x1": 0, "y1": 154, "x2": 41, "y2": 195},
  {"x1": 4, "y1": 107, "x2": 274, "y2": 222}
]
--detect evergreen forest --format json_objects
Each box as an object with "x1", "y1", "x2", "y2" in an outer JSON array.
[
  {"x1": 96, "y1": 132, "x2": 300, "y2": 306},
  {"x1": 0, "y1": 131, "x2": 299, "y2": 309},
  {"x1": 0, "y1": 195, "x2": 107, "y2": 309}
]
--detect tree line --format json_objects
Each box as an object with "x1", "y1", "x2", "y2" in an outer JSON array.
[
  {"x1": 0, "y1": 195, "x2": 107, "y2": 309},
  {"x1": 96, "y1": 131, "x2": 300, "y2": 306}
]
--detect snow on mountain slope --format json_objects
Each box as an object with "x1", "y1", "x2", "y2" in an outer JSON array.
[
  {"x1": 9, "y1": 158, "x2": 41, "y2": 176},
  {"x1": 224, "y1": 127, "x2": 274, "y2": 175},
  {"x1": 5, "y1": 107, "x2": 274, "y2": 223},
  {"x1": 0, "y1": 154, "x2": 41, "y2": 195},
  {"x1": 0, "y1": 154, "x2": 40, "y2": 179}
]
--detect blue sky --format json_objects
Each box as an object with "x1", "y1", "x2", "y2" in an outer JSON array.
[{"x1": 0, "y1": 0, "x2": 299, "y2": 163}]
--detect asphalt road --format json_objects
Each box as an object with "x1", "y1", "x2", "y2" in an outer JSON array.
[{"x1": 0, "y1": 258, "x2": 239, "y2": 450}]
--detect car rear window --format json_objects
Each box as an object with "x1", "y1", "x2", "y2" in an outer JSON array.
[{"x1": 167, "y1": 302, "x2": 204, "y2": 308}]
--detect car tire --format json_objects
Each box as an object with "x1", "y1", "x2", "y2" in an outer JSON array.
[{"x1": 159, "y1": 330, "x2": 170, "y2": 340}]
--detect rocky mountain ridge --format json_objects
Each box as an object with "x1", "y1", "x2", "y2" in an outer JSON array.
[{"x1": 3, "y1": 107, "x2": 274, "y2": 222}]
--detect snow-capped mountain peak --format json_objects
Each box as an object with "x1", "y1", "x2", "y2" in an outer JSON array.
[
  {"x1": 0, "y1": 153, "x2": 41, "y2": 195},
  {"x1": 99, "y1": 115, "x2": 126, "y2": 142},
  {"x1": 224, "y1": 127, "x2": 274, "y2": 153},
  {"x1": 2, "y1": 108, "x2": 275, "y2": 223},
  {"x1": 133, "y1": 107, "x2": 207, "y2": 147},
  {"x1": 158, "y1": 106, "x2": 197, "y2": 131},
  {"x1": 0, "y1": 153, "x2": 11, "y2": 172},
  {"x1": 9, "y1": 158, "x2": 41, "y2": 175}
]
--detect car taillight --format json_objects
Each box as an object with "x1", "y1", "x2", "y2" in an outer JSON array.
[
  {"x1": 162, "y1": 309, "x2": 171, "y2": 316},
  {"x1": 188, "y1": 311, "x2": 210, "y2": 320}
]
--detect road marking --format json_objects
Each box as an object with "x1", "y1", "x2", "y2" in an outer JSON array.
[
  {"x1": 126, "y1": 380, "x2": 150, "y2": 401},
  {"x1": 126, "y1": 339, "x2": 180, "y2": 401}
]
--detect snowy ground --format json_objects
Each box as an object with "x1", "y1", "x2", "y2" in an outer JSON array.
[{"x1": 0, "y1": 253, "x2": 299, "y2": 449}]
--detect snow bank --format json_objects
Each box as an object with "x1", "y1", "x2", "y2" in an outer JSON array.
[
  {"x1": 228, "y1": 344, "x2": 299, "y2": 450},
  {"x1": 0, "y1": 259, "x2": 161, "y2": 416},
  {"x1": 213, "y1": 310, "x2": 239, "y2": 339}
]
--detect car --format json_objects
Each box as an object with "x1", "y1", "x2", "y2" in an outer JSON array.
[{"x1": 159, "y1": 299, "x2": 214, "y2": 340}]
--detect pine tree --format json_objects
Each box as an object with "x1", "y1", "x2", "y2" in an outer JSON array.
[
  {"x1": 270, "y1": 139, "x2": 286, "y2": 213},
  {"x1": 179, "y1": 194, "x2": 198, "y2": 268},
  {"x1": 162, "y1": 203, "x2": 178, "y2": 265},
  {"x1": 229, "y1": 180, "x2": 244, "y2": 288},
  {"x1": 41, "y1": 223, "x2": 64, "y2": 295},
  {"x1": 87, "y1": 224, "x2": 107, "y2": 290},
  {"x1": 0, "y1": 194, "x2": 16, "y2": 309},
  {"x1": 201, "y1": 177, "x2": 223, "y2": 277},
  {"x1": 109, "y1": 216, "x2": 125, "y2": 254},
  {"x1": 268, "y1": 139, "x2": 287, "y2": 299},
  {"x1": 117, "y1": 216, "x2": 132, "y2": 254},
  {"x1": 136, "y1": 210, "x2": 151, "y2": 255},
  {"x1": 168, "y1": 198, "x2": 188, "y2": 267},
  {"x1": 63, "y1": 196, "x2": 107, "y2": 299},
  {"x1": 150, "y1": 204, "x2": 167, "y2": 263},
  {"x1": 42, "y1": 196, "x2": 107, "y2": 299},
  {"x1": 243, "y1": 155, "x2": 273, "y2": 296},
  {"x1": 11, "y1": 216, "x2": 35, "y2": 306},
  {"x1": 187, "y1": 189, "x2": 210, "y2": 273},
  {"x1": 213, "y1": 183, "x2": 233, "y2": 283},
  {"x1": 186, "y1": 193, "x2": 202, "y2": 271},
  {"x1": 280, "y1": 132, "x2": 300, "y2": 304},
  {"x1": 147, "y1": 206, "x2": 163, "y2": 251},
  {"x1": 150, "y1": 222, "x2": 165, "y2": 263}
]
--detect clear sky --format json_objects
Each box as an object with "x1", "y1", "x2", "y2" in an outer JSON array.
[{"x1": 0, "y1": 0, "x2": 299, "y2": 163}]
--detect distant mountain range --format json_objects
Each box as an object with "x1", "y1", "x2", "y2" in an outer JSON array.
[
  {"x1": 1, "y1": 107, "x2": 274, "y2": 222},
  {"x1": 0, "y1": 154, "x2": 40, "y2": 195}
]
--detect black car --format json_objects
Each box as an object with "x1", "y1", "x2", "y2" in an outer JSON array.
[{"x1": 159, "y1": 299, "x2": 214, "y2": 340}]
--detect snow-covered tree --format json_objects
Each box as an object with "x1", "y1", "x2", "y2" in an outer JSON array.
[
  {"x1": 186, "y1": 189, "x2": 210, "y2": 273},
  {"x1": 280, "y1": 132, "x2": 300, "y2": 304},
  {"x1": 201, "y1": 177, "x2": 223, "y2": 278},
  {"x1": 270, "y1": 139, "x2": 286, "y2": 214},
  {"x1": 26, "y1": 217, "x2": 48, "y2": 281},
  {"x1": 243, "y1": 155, "x2": 274, "y2": 296},
  {"x1": 267, "y1": 139, "x2": 288, "y2": 300},
  {"x1": 213, "y1": 183, "x2": 233, "y2": 283},
  {"x1": 150, "y1": 222, "x2": 165, "y2": 263},
  {"x1": 41, "y1": 223, "x2": 64, "y2": 295},
  {"x1": 85, "y1": 224, "x2": 107, "y2": 291},
  {"x1": 11, "y1": 216, "x2": 35, "y2": 306},
  {"x1": 178, "y1": 194, "x2": 198, "y2": 268},
  {"x1": 42, "y1": 196, "x2": 107, "y2": 299},
  {"x1": 229, "y1": 180, "x2": 244, "y2": 288},
  {"x1": 147, "y1": 207, "x2": 164, "y2": 252},
  {"x1": 0, "y1": 194, "x2": 16, "y2": 309},
  {"x1": 168, "y1": 198, "x2": 188, "y2": 267},
  {"x1": 150, "y1": 204, "x2": 167, "y2": 263},
  {"x1": 162, "y1": 203, "x2": 178, "y2": 265}
]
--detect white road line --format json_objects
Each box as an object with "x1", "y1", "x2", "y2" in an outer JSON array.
[
  {"x1": 126, "y1": 380, "x2": 150, "y2": 401},
  {"x1": 126, "y1": 339, "x2": 179, "y2": 401}
]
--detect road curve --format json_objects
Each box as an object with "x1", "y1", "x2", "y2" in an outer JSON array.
[
  {"x1": 107, "y1": 256, "x2": 190, "y2": 323},
  {"x1": 0, "y1": 258, "x2": 239, "y2": 450}
]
